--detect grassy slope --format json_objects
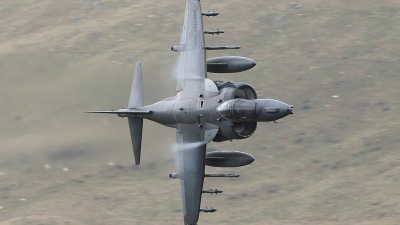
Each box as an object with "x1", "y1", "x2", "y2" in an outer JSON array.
[{"x1": 1, "y1": 0, "x2": 400, "y2": 224}]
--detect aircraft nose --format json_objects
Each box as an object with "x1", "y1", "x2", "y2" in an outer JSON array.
[
  {"x1": 287, "y1": 105, "x2": 294, "y2": 114},
  {"x1": 278, "y1": 102, "x2": 292, "y2": 117},
  {"x1": 256, "y1": 99, "x2": 293, "y2": 122}
]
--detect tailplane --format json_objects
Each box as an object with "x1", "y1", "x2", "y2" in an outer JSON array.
[
  {"x1": 85, "y1": 62, "x2": 145, "y2": 165},
  {"x1": 128, "y1": 62, "x2": 144, "y2": 165}
]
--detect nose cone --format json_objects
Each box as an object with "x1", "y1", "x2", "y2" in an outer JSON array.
[
  {"x1": 287, "y1": 105, "x2": 294, "y2": 114},
  {"x1": 274, "y1": 101, "x2": 293, "y2": 118},
  {"x1": 254, "y1": 99, "x2": 293, "y2": 122}
]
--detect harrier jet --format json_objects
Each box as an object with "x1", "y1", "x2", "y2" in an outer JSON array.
[{"x1": 87, "y1": 0, "x2": 293, "y2": 224}]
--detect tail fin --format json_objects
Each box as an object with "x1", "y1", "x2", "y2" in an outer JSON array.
[
  {"x1": 128, "y1": 61, "x2": 143, "y2": 109},
  {"x1": 128, "y1": 62, "x2": 144, "y2": 165}
]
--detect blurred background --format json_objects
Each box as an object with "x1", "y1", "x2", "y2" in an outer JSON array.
[{"x1": 1, "y1": 0, "x2": 400, "y2": 224}]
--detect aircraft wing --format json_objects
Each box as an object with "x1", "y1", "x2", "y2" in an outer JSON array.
[
  {"x1": 175, "y1": 123, "x2": 218, "y2": 225},
  {"x1": 173, "y1": 1, "x2": 219, "y2": 224},
  {"x1": 176, "y1": 0, "x2": 206, "y2": 98}
]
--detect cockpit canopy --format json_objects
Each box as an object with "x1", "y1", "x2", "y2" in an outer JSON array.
[{"x1": 216, "y1": 99, "x2": 256, "y2": 122}]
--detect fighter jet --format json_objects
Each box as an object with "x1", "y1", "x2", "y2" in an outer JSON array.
[{"x1": 87, "y1": 0, "x2": 293, "y2": 224}]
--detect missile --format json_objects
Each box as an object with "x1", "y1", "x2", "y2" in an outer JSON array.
[
  {"x1": 204, "y1": 174, "x2": 239, "y2": 177},
  {"x1": 202, "y1": 11, "x2": 219, "y2": 17},
  {"x1": 202, "y1": 189, "x2": 223, "y2": 194},
  {"x1": 171, "y1": 45, "x2": 184, "y2": 52},
  {"x1": 206, "y1": 56, "x2": 257, "y2": 73},
  {"x1": 204, "y1": 45, "x2": 240, "y2": 50},
  {"x1": 204, "y1": 29, "x2": 225, "y2": 35},
  {"x1": 200, "y1": 207, "x2": 217, "y2": 213},
  {"x1": 169, "y1": 173, "x2": 179, "y2": 179}
]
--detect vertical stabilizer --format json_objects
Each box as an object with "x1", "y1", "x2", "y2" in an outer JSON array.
[
  {"x1": 128, "y1": 62, "x2": 143, "y2": 109},
  {"x1": 128, "y1": 62, "x2": 143, "y2": 165}
]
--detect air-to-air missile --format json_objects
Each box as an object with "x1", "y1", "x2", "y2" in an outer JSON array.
[
  {"x1": 204, "y1": 29, "x2": 225, "y2": 35},
  {"x1": 200, "y1": 207, "x2": 217, "y2": 213},
  {"x1": 202, "y1": 189, "x2": 223, "y2": 194},
  {"x1": 203, "y1": 45, "x2": 241, "y2": 50},
  {"x1": 204, "y1": 174, "x2": 240, "y2": 178},
  {"x1": 171, "y1": 45, "x2": 185, "y2": 52},
  {"x1": 170, "y1": 173, "x2": 239, "y2": 179},
  {"x1": 202, "y1": 11, "x2": 219, "y2": 17},
  {"x1": 170, "y1": 45, "x2": 241, "y2": 52}
]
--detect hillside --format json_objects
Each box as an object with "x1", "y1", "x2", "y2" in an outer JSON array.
[{"x1": 1, "y1": 0, "x2": 400, "y2": 224}]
